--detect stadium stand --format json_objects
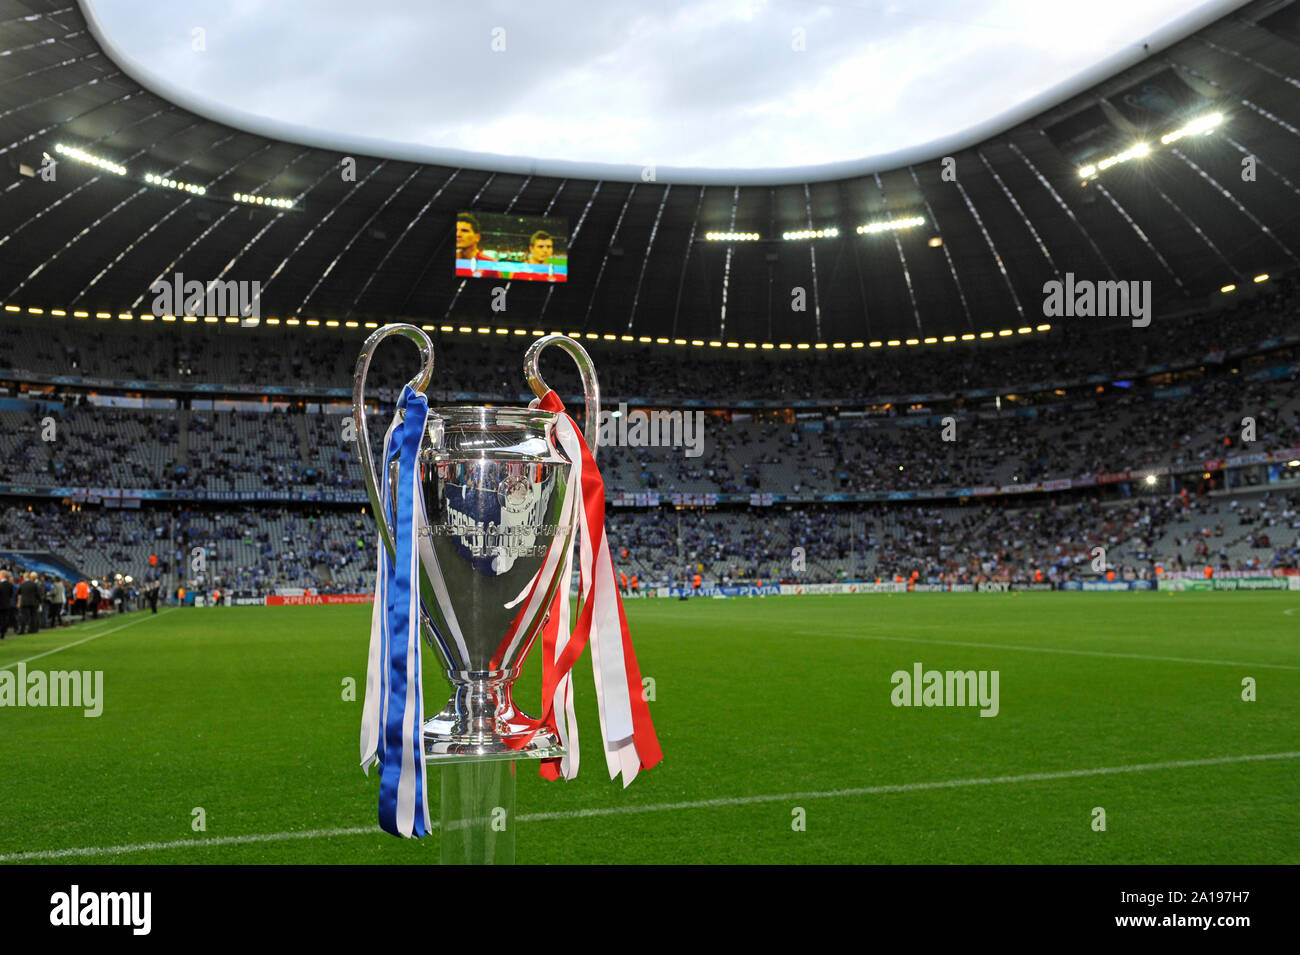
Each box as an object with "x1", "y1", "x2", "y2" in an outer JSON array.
[{"x1": 3, "y1": 0, "x2": 1300, "y2": 606}]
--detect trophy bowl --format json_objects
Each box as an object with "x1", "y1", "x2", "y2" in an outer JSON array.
[{"x1": 353, "y1": 324, "x2": 600, "y2": 762}]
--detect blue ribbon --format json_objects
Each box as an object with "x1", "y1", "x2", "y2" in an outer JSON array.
[{"x1": 377, "y1": 385, "x2": 430, "y2": 837}]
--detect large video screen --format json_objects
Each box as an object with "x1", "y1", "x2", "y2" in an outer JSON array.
[{"x1": 454, "y1": 211, "x2": 569, "y2": 283}]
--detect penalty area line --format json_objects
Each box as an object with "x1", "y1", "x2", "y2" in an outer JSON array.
[
  {"x1": 2, "y1": 750, "x2": 1296, "y2": 862},
  {"x1": 0, "y1": 609, "x2": 177, "y2": 670}
]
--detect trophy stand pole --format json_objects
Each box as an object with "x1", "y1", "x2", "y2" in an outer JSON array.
[{"x1": 439, "y1": 760, "x2": 516, "y2": 865}]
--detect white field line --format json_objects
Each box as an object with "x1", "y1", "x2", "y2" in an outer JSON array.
[
  {"x1": 0, "y1": 609, "x2": 176, "y2": 670},
  {"x1": 3, "y1": 750, "x2": 1296, "y2": 862},
  {"x1": 0, "y1": 827, "x2": 378, "y2": 862},
  {"x1": 801, "y1": 630, "x2": 1300, "y2": 671}
]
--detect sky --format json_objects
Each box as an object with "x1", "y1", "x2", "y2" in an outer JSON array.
[{"x1": 86, "y1": 0, "x2": 1234, "y2": 178}]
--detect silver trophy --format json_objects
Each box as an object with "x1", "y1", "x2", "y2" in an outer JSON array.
[{"x1": 352, "y1": 324, "x2": 599, "y2": 763}]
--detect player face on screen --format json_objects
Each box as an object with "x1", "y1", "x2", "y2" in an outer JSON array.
[
  {"x1": 456, "y1": 216, "x2": 482, "y2": 258},
  {"x1": 526, "y1": 233, "x2": 553, "y2": 265}
]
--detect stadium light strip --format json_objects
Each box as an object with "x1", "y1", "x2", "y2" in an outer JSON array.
[
  {"x1": 0, "y1": 304, "x2": 1071, "y2": 351},
  {"x1": 234, "y1": 192, "x2": 295, "y2": 209},
  {"x1": 51, "y1": 141, "x2": 302, "y2": 210},
  {"x1": 1077, "y1": 142, "x2": 1149, "y2": 180},
  {"x1": 1078, "y1": 112, "x2": 1224, "y2": 181},
  {"x1": 145, "y1": 173, "x2": 207, "y2": 196},
  {"x1": 856, "y1": 215, "x2": 925, "y2": 235},
  {"x1": 1160, "y1": 112, "x2": 1223, "y2": 145},
  {"x1": 782, "y1": 227, "x2": 839, "y2": 240},
  {"x1": 54, "y1": 143, "x2": 126, "y2": 176},
  {"x1": 704, "y1": 231, "x2": 759, "y2": 241}
]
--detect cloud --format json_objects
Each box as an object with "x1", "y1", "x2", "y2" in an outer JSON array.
[{"x1": 87, "y1": 0, "x2": 1222, "y2": 172}]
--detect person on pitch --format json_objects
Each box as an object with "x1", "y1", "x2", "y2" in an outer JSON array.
[
  {"x1": 0, "y1": 570, "x2": 14, "y2": 639},
  {"x1": 73, "y1": 578, "x2": 89, "y2": 620},
  {"x1": 43, "y1": 576, "x2": 58, "y2": 628},
  {"x1": 49, "y1": 578, "x2": 66, "y2": 627},
  {"x1": 17, "y1": 572, "x2": 41, "y2": 634}
]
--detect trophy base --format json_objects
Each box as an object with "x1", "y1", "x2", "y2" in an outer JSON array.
[
  {"x1": 424, "y1": 703, "x2": 565, "y2": 763},
  {"x1": 423, "y1": 676, "x2": 565, "y2": 763},
  {"x1": 423, "y1": 726, "x2": 565, "y2": 763}
]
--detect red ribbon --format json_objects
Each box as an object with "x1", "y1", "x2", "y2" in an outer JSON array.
[{"x1": 504, "y1": 391, "x2": 663, "y2": 780}]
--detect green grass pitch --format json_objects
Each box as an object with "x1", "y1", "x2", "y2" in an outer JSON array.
[{"x1": 1, "y1": 592, "x2": 1297, "y2": 864}]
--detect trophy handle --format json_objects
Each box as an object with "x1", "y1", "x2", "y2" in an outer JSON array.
[
  {"x1": 523, "y1": 334, "x2": 601, "y2": 459},
  {"x1": 352, "y1": 323, "x2": 435, "y2": 562}
]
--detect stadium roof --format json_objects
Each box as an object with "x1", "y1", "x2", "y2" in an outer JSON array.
[
  {"x1": 83, "y1": 0, "x2": 1244, "y2": 183},
  {"x1": 2, "y1": 0, "x2": 1299, "y2": 346}
]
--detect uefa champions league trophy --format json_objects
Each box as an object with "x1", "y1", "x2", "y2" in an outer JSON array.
[{"x1": 352, "y1": 323, "x2": 620, "y2": 863}]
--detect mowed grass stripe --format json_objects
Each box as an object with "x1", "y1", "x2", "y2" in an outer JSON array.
[
  {"x1": 0, "y1": 609, "x2": 176, "y2": 669},
  {"x1": 3, "y1": 749, "x2": 1294, "y2": 862}
]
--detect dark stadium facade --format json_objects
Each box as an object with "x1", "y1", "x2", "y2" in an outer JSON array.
[
  {"x1": 2, "y1": 0, "x2": 1300, "y2": 342},
  {"x1": 1, "y1": 0, "x2": 1299, "y2": 598}
]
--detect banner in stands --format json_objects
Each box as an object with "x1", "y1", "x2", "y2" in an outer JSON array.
[
  {"x1": 783, "y1": 583, "x2": 839, "y2": 595},
  {"x1": 664, "y1": 585, "x2": 781, "y2": 597},
  {"x1": 670, "y1": 493, "x2": 718, "y2": 506},
  {"x1": 1216, "y1": 578, "x2": 1287, "y2": 591},
  {"x1": 1058, "y1": 580, "x2": 1155, "y2": 591},
  {"x1": 780, "y1": 582, "x2": 908, "y2": 595},
  {"x1": 1223, "y1": 451, "x2": 1272, "y2": 468},
  {"x1": 265, "y1": 594, "x2": 372, "y2": 605},
  {"x1": 1161, "y1": 568, "x2": 1297, "y2": 579},
  {"x1": 609, "y1": 491, "x2": 660, "y2": 507},
  {"x1": 13, "y1": 486, "x2": 374, "y2": 505},
  {"x1": 1077, "y1": 580, "x2": 1154, "y2": 591},
  {"x1": 999, "y1": 483, "x2": 1036, "y2": 494},
  {"x1": 221, "y1": 579, "x2": 1296, "y2": 602},
  {"x1": 1159, "y1": 577, "x2": 1288, "y2": 591},
  {"x1": 638, "y1": 579, "x2": 1289, "y2": 597}
]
